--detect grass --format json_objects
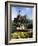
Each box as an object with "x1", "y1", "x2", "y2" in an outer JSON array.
[{"x1": 11, "y1": 32, "x2": 33, "y2": 39}]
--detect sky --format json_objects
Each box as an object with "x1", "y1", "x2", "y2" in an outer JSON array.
[{"x1": 11, "y1": 6, "x2": 32, "y2": 20}]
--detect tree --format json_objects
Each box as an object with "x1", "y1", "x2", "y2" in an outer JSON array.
[{"x1": 11, "y1": 13, "x2": 33, "y2": 30}]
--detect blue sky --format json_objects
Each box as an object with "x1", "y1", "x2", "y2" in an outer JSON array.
[{"x1": 11, "y1": 6, "x2": 32, "y2": 20}]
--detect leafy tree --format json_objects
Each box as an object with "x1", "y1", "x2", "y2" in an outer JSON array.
[{"x1": 11, "y1": 14, "x2": 33, "y2": 30}]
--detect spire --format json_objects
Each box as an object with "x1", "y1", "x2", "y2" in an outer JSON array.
[{"x1": 18, "y1": 10, "x2": 21, "y2": 14}]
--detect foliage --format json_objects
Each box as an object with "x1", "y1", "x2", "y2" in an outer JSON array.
[{"x1": 11, "y1": 14, "x2": 33, "y2": 29}]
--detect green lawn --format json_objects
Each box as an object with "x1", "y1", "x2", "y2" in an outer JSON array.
[{"x1": 11, "y1": 32, "x2": 33, "y2": 39}]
